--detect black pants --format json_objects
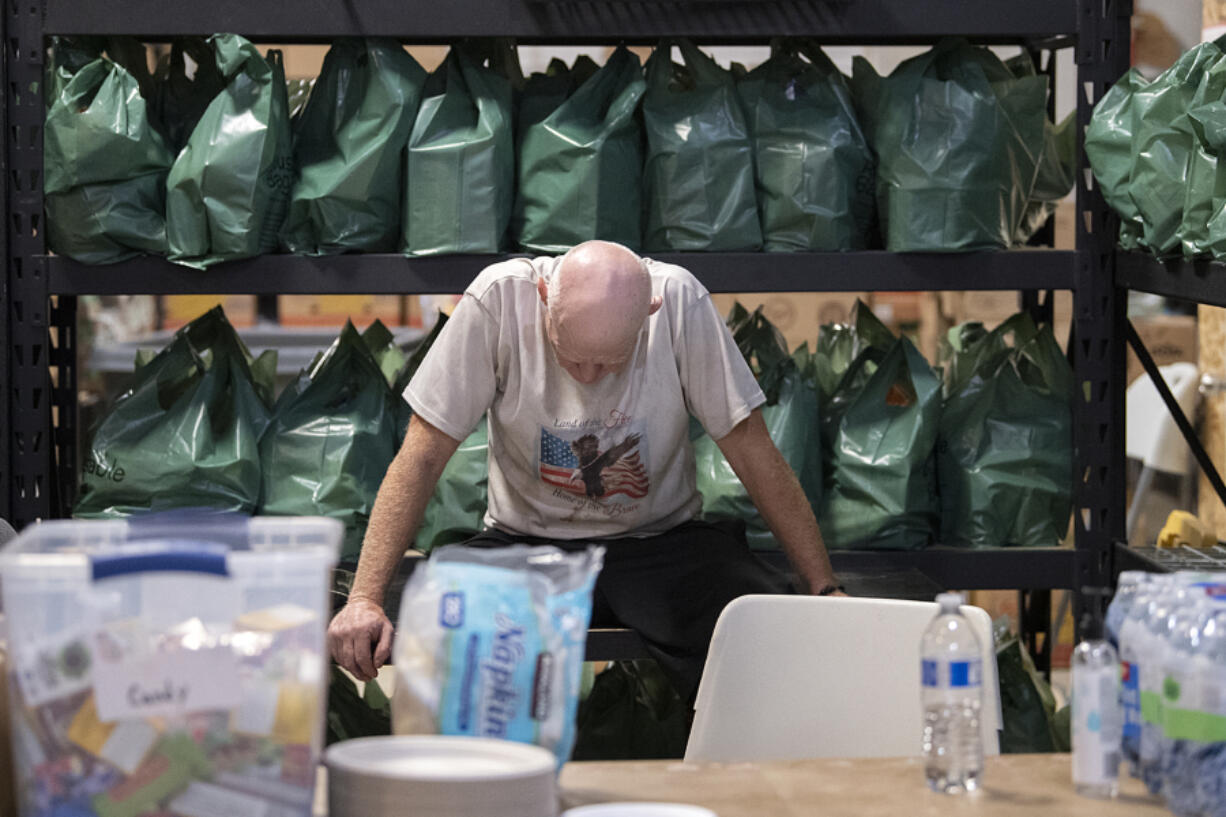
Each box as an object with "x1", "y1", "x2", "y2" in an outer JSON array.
[{"x1": 462, "y1": 519, "x2": 793, "y2": 706}]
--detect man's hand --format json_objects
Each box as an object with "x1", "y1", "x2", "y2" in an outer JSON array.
[{"x1": 328, "y1": 598, "x2": 393, "y2": 682}]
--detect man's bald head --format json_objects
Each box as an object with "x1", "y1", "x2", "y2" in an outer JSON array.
[{"x1": 537, "y1": 240, "x2": 663, "y2": 384}]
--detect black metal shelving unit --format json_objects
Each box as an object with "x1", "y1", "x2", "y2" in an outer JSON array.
[
  {"x1": 4, "y1": 2, "x2": 1132, "y2": 614},
  {"x1": 48, "y1": 250, "x2": 1078, "y2": 296},
  {"x1": 1116, "y1": 252, "x2": 1226, "y2": 309}
]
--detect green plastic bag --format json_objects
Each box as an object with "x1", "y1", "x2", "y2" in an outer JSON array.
[
  {"x1": 1004, "y1": 55, "x2": 1076, "y2": 244},
  {"x1": 166, "y1": 34, "x2": 293, "y2": 269},
  {"x1": 150, "y1": 38, "x2": 227, "y2": 154},
  {"x1": 176, "y1": 305, "x2": 279, "y2": 407},
  {"x1": 736, "y1": 40, "x2": 875, "y2": 251},
  {"x1": 44, "y1": 45, "x2": 175, "y2": 264},
  {"x1": 692, "y1": 303, "x2": 821, "y2": 550},
  {"x1": 514, "y1": 46, "x2": 647, "y2": 252},
  {"x1": 402, "y1": 46, "x2": 514, "y2": 255},
  {"x1": 517, "y1": 55, "x2": 599, "y2": 137},
  {"x1": 641, "y1": 40, "x2": 760, "y2": 252},
  {"x1": 75, "y1": 309, "x2": 271, "y2": 518},
  {"x1": 726, "y1": 302, "x2": 792, "y2": 404},
  {"x1": 938, "y1": 314, "x2": 1073, "y2": 548},
  {"x1": 1084, "y1": 68, "x2": 1149, "y2": 251},
  {"x1": 819, "y1": 336, "x2": 941, "y2": 550},
  {"x1": 812, "y1": 299, "x2": 895, "y2": 405},
  {"x1": 995, "y1": 618, "x2": 1062, "y2": 753},
  {"x1": 258, "y1": 322, "x2": 402, "y2": 561},
  {"x1": 414, "y1": 417, "x2": 489, "y2": 553},
  {"x1": 1127, "y1": 41, "x2": 1226, "y2": 256},
  {"x1": 851, "y1": 38, "x2": 1046, "y2": 251},
  {"x1": 572, "y1": 660, "x2": 689, "y2": 761},
  {"x1": 694, "y1": 372, "x2": 820, "y2": 551},
  {"x1": 1181, "y1": 87, "x2": 1226, "y2": 258},
  {"x1": 282, "y1": 38, "x2": 426, "y2": 255},
  {"x1": 1015, "y1": 112, "x2": 1076, "y2": 244},
  {"x1": 1174, "y1": 49, "x2": 1226, "y2": 259}
]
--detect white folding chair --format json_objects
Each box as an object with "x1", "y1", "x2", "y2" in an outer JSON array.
[{"x1": 684, "y1": 595, "x2": 1002, "y2": 763}]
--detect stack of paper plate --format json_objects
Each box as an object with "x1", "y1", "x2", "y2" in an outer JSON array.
[{"x1": 326, "y1": 735, "x2": 557, "y2": 817}]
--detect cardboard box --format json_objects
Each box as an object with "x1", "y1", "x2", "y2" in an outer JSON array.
[
  {"x1": 160, "y1": 296, "x2": 256, "y2": 330},
  {"x1": 1127, "y1": 314, "x2": 1198, "y2": 387},
  {"x1": 277, "y1": 295, "x2": 403, "y2": 327}
]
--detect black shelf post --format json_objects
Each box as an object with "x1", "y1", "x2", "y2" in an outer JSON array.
[
  {"x1": 1072, "y1": 0, "x2": 1132, "y2": 631},
  {"x1": 1, "y1": 6, "x2": 10, "y2": 526},
  {"x1": 5, "y1": 0, "x2": 55, "y2": 528}
]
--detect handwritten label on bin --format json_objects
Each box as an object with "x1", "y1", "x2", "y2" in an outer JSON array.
[{"x1": 94, "y1": 645, "x2": 242, "y2": 721}]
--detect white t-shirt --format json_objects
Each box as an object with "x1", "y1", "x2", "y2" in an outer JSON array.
[{"x1": 404, "y1": 256, "x2": 764, "y2": 540}]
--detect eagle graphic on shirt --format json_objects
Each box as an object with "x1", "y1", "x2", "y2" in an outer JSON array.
[{"x1": 539, "y1": 426, "x2": 649, "y2": 500}]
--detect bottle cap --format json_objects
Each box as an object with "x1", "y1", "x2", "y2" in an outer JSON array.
[
  {"x1": 1081, "y1": 585, "x2": 1111, "y2": 640},
  {"x1": 936, "y1": 592, "x2": 964, "y2": 610}
]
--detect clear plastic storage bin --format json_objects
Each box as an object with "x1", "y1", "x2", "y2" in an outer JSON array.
[{"x1": 0, "y1": 515, "x2": 341, "y2": 817}]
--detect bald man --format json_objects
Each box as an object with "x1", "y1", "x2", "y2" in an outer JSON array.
[{"x1": 329, "y1": 240, "x2": 841, "y2": 703}]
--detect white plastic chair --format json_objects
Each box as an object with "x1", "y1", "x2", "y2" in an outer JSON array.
[
  {"x1": 1124, "y1": 361, "x2": 1201, "y2": 539},
  {"x1": 684, "y1": 595, "x2": 1002, "y2": 763}
]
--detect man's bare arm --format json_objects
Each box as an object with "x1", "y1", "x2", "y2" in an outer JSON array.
[
  {"x1": 715, "y1": 409, "x2": 840, "y2": 594},
  {"x1": 328, "y1": 414, "x2": 462, "y2": 679}
]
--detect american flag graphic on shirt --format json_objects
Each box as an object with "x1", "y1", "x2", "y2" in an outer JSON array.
[{"x1": 539, "y1": 427, "x2": 649, "y2": 500}]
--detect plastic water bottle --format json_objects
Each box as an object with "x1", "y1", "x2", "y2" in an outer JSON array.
[
  {"x1": 1160, "y1": 580, "x2": 1226, "y2": 817},
  {"x1": 1105, "y1": 571, "x2": 1147, "y2": 647},
  {"x1": 1072, "y1": 607, "x2": 1121, "y2": 798},
  {"x1": 1118, "y1": 574, "x2": 1173, "y2": 775},
  {"x1": 921, "y1": 592, "x2": 984, "y2": 794},
  {"x1": 1138, "y1": 582, "x2": 1187, "y2": 794}
]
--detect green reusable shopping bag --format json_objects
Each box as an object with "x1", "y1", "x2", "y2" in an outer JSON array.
[
  {"x1": 641, "y1": 39, "x2": 760, "y2": 252},
  {"x1": 150, "y1": 37, "x2": 227, "y2": 154},
  {"x1": 812, "y1": 298, "x2": 894, "y2": 405},
  {"x1": 517, "y1": 55, "x2": 599, "y2": 137},
  {"x1": 1180, "y1": 87, "x2": 1226, "y2": 258},
  {"x1": 1126, "y1": 40, "x2": 1226, "y2": 256},
  {"x1": 514, "y1": 46, "x2": 647, "y2": 252},
  {"x1": 937, "y1": 314, "x2": 1073, "y2": 548},
  {"x1": 415, "y1": 416, "x2": 489, "y2": 553},
  {"x1": 283, "y1": 38, "x2": 426, "y2": 255},
  {"x1": 44, "y1": 44, "x2": 175, "y2": 264},
  {"x1": 736, "y1": 40, "x2": 875, "y2": 251},
  {"x1": 258, "y1": 322, "x2": 402, "y2": 561},
  {"x1": 402, "y1": 46, "x2": 514, "y2": 255},
  {"x1": 694, "y1": 372, "x2": 820, "y2": 550},
  {"x1": 166, "y1": 34, "x2": 293, "y2": 269},
  {"x1": 1003, "y1": 54, "x2": 1076, "y2": 244},
  {"x1": 45, "y1": 37, "x2": 103, "y2": 108},
  {"x1": 819, "y1": 337, "x2": 941, "y2": 550},
  {"x1": 1084, "y1": 68, "x2": 1148, "y2": 250},
  {"x1": 692, "y1": 304, "x2": 821, "y2": 550},
  {"x1": 1014, "y1": 112, "x2": 1076, "y2": 244},
  {"x1": 851, "y1": 39, "x2": 1046, "y2": 251},
  {"x1": 176, "y1": 305, "x2": 279, "y2": 407},
  {"x1": 75, "y1": 310, "x2": 272, "y2": 518}
]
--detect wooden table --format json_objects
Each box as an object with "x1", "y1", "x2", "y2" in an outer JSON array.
[{"x1": 558, "y1": 754, "x2": 1170, "y2": 817}]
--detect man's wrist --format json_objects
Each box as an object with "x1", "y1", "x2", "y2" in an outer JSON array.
[
  {"x1": 815, "y1": 583, "x2": 846, "y2": 596},
  {"x1": 348, "y1": 591, "x2": 384, "y2": 608}
]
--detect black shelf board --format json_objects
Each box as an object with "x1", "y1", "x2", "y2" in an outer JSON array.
[
  {"x1": 1114, "y1": 542, "x2": 1226, "y2": 575},
  {"x1": 47, "y1": 250, "x2": 1076, "y2": 296},
  {"x1": 44, "y1": 0, "x2": 1076, "y2": 43},
  {"x1": 765, "y1": 547, "x2": 1077, "y2": 590},
  {"x1": 1116, "y1": 252, "x2": 1226, "y2": 308}
]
